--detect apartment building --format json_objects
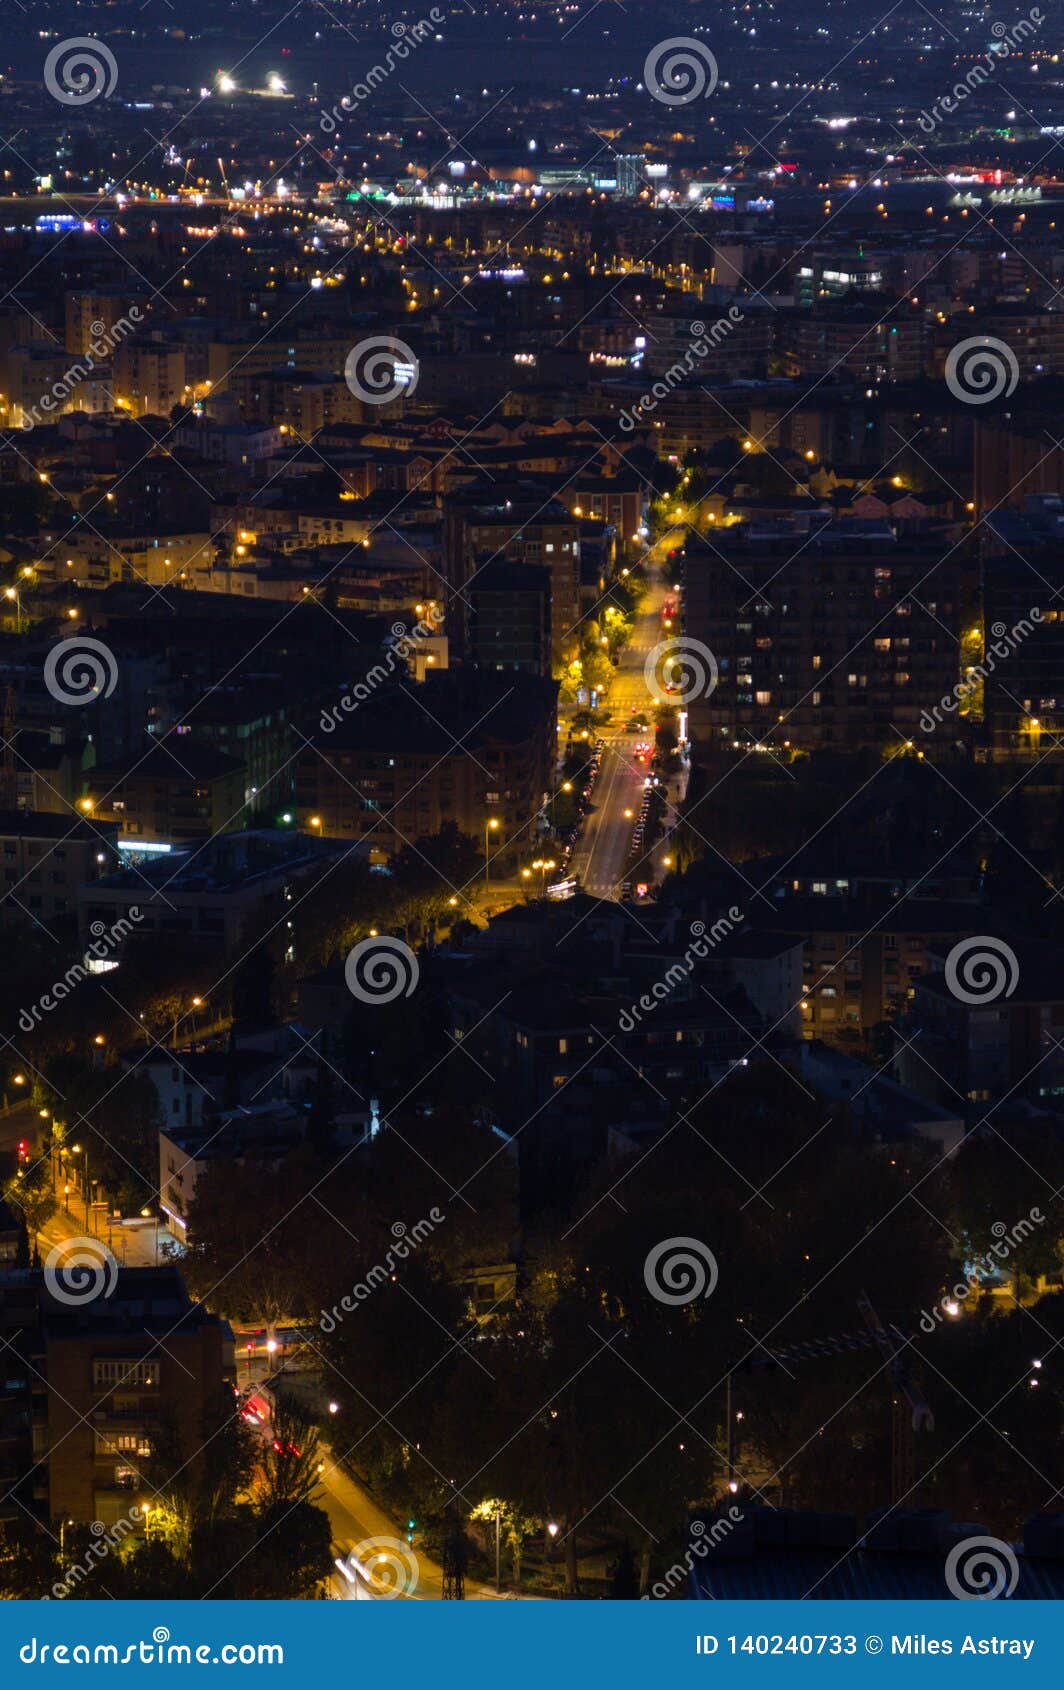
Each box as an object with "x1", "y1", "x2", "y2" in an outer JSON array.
[{"x1": 684, "y1": 520, "x2": 963, "y2": 755}]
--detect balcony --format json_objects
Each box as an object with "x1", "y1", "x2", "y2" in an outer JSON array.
[{"x1": 91, "y1": 1405, "x2": 159, "y2": 1424}]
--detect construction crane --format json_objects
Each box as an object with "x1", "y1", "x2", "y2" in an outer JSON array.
[{"x1": 725, "y1": 1293, "x2": 933, "y2": 1506}]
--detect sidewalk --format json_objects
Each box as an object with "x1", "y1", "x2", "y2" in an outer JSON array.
[{"x1": 38, "y1": 1201, "x2": 167, "y2": 1267}]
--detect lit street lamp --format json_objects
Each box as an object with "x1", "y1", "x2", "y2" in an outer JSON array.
[
  {"x1": 173, "y1": 994, "x2": 205, "y2": 1049},
  {"x1": 549, "y1": 780, "x2": 572, "y2": 830},
  {"x1": 483, "y1": 816, "x2": 500, "y2": 883},
  {"x1": 531, "y1": 857, "x2": 557, "y2": 895},
  {"x1": 4, "y1": 585, "x2": 23, "y2": 633}
]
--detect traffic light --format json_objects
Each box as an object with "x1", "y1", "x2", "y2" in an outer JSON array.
[
  {"x1": 406, "y1": 1518, "x2": 416, "y2": 1544},
  {"x1": 16, "y1": 1140, "x2": 27, "y2": 1162}
]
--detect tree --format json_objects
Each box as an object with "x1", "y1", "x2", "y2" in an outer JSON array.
[
  {"x1": 246, "y1": 1499, "x2": 333, "y2": 1598},
  {"x1": 3, "y1": 1162, "x2": 56, "y2": 1254},
  {"x1": 0, "y1": 1520, "x2": 60, "y2": 1598},
  {"x1": 254, "y1": 1404, "x2": 324, "y2": 1511},
  {"x1": 609, "y1": 1539, "x2": 639, "y2": 1598},
  {"x1": 146, "y1": 1387, "x2": 257, "y2": 1557},
  {"x1": 944, "y1": 1125, "x2": 1064, "y2": 1296},
  {"x1": 183, "y1": 1153, "x2": 320, "y2": 1338},
  {"x1": 49, "y1": 1066, "x2": 161, "y2": 1214}
]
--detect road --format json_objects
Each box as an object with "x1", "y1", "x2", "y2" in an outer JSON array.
[
  {"x1": 240, "y1": 1365, "x2": 505, "y2": 1600},
  {"x1": 35, "y1": 1199, "x2": 167, "y2": 1267},
  {"x1": 315, "y1": 1445, "x2": 504, "y2": 1601},
  {"x1": 1, "y1": 1105, "x2": 165, "y2": 1267},
  {"x1": 569, "y1": 566, "x2": 673, "y2": 899}
]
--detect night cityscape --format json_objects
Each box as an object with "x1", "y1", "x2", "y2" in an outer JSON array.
[{"x1": 2, "y1": 0, "x2": 1064, "y2": 1620}]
